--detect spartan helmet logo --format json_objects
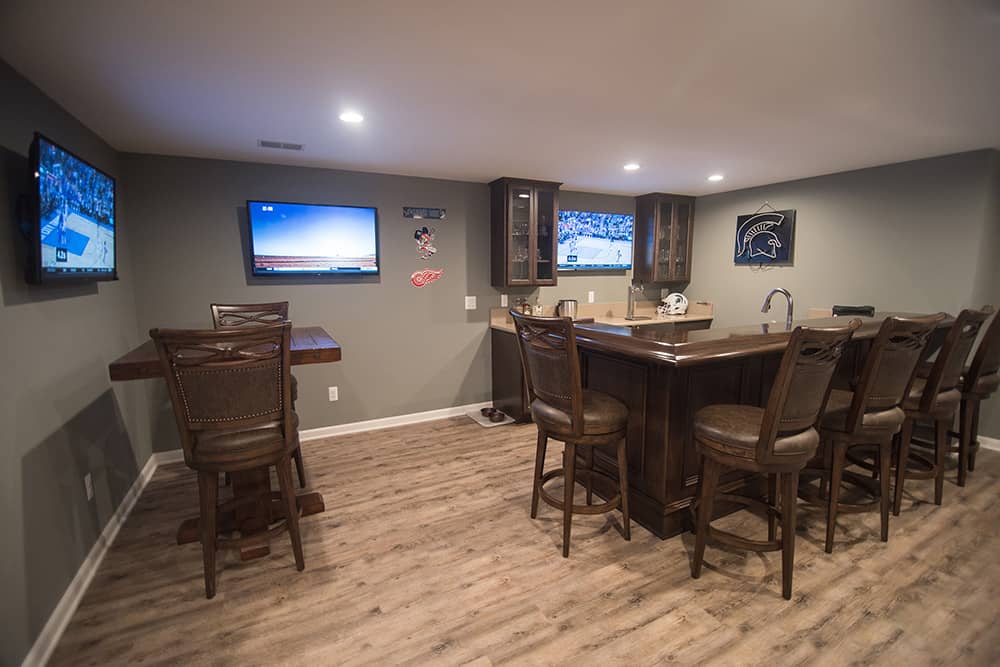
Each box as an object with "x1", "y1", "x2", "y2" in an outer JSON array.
[{"x1": 736, "y1": 212, "x2": 785, "y2": 260}]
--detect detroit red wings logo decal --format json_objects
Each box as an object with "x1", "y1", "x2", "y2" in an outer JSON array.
[{"x1": 410, "y1": 268, "x2": 443, "y2": 287}]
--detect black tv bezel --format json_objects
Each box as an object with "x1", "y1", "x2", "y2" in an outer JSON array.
[
  {"x1": 556, "y1": 208, "x2": 635, "y2": 272},
  {"x1": 246, "y1": 199, "x2": 381, "y2": 278},
  {"x1": 28, "y1": 132, "x2": 119, "y2": 284}
]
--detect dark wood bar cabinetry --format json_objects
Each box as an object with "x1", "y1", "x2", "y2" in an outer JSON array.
[
  {"x1": 492, "y1": 314, "x2": 950, "y2": 539},
  {"x1": 489, "y1": 177, "x2": 561, "y2": 287},
  {"x1": 633, "y1": 192, "x2": 695, "y2": 284}
]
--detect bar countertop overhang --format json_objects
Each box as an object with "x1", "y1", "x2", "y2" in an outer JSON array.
[{"x1": 571, "y1": 313, "x2": 951, "y2": 366}]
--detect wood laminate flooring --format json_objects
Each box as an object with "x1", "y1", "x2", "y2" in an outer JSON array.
[{"x1": 51, "y1": 418, "x2": 1000, "y2": 666}]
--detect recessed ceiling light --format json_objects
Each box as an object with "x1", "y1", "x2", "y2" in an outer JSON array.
[
  {"x1": 707, "y1": 173, "x2": 724, "y2": 182},
  {"x1": 339, "y1": 110, "x2": 364, "y2": 124},
  {"x1": 623, "y1": 163, "x2": 640, "y2": 172}
]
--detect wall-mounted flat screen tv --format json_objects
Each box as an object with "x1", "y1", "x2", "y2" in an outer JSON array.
[
  {"x1": 28, "y1": 133, "x2": 117, "y2": 283},
  {"x1": 247, "y1": 200, "x2": 379, "y2": 276},
  {"x1": 557, "y1": 210, "x2": 634, "y2": 271}
]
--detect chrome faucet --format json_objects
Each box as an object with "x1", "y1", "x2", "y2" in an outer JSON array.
[
  {"x1": 762, "y1": 288, "x2": 794, "y2": 330},
  {"x1": 625, "y1": 282, "x2": 650, "y2": 321}
]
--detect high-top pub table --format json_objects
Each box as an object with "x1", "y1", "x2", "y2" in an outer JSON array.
[{"x1": 108, "y1": 326, "x2": 342, "y2": 560}]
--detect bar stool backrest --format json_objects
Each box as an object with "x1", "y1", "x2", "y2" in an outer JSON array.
[
  {"x1": 211, "y1": 301, "x2": 290, "y2": 328},
  {"x1": 510, "y1": 309, "x2": 585, "y2": 438},
  {"x1": 921, "y1": 306, "x2": 994, "y2": 412},
  {"x1": 965, "y1": 306, "x2": 1000, "y2": 393},
  {"x1": 841, "y1": 313, "x2": 945, "y2": 433},
  {"x1": 151, "y1": 323, "x2": 294, "y2": 464},
  {"x1": 758, "y1": 320, "x2": 861, "y2": 463}
]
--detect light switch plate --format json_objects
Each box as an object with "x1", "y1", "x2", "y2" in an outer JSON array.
[
  {"x1": 500, "y1": 294, "x2": 508, "y2": 307},
  {"x1": 465, "y1": 296, "x2": 477, "y2": 310},
  {"x1": 588, "y1": 290, "x2": 595, "y2": 303},
  {"x1": 328, "y1": 386, "x2": 339, "y2": 401}
]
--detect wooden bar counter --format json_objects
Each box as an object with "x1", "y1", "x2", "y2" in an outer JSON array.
[{"x1": 493, "y1": 313, "x2": 950, "y2": 538}]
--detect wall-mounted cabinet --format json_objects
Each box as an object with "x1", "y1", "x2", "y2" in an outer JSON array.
[
  {"x1": 490, "y1": 177, "x2": 561, "y2": 287},
  {"x1": 633, "y1": 193, "x2": 695, "y2": 284}
]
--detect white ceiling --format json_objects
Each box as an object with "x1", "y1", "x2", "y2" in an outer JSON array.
[{"x1": 2, "y1": 0, "x2": 999, "y2": 195}]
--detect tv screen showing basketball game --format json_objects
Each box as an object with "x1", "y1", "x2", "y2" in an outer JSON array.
[
  {"x1": 557, "y1": 210, "x2": 634, "y2": 271},
  {"x1": 247, "y1": 200, "x2": 379, "y2": 276},
  {"x1": 31, "y1": 134, "x2": 117, "y2": 282}
]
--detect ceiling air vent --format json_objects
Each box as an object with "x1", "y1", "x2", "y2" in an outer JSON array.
[{"x1": 257, "y1": 139, "x2": 304, "y2": 151}]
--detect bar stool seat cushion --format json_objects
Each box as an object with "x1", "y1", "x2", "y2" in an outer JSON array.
[
  {"x1": 969, "y1": 372, "x2": 999, "y2": 396},
  {"x1": 903, "y1": 378, "x2": 961, "y2": 416},
  {"x1": 194, "y1": 412, "x2": 300, "y2": 465},
  {"x1": 694, "y1": 404, "x2": 819, "y2": 459},
  {"x1": 820, "y1": 389, "x2": 905, "y2": 433},
  {"x1": 531, "y1": 390, "x2": 628, "y2": 437}
]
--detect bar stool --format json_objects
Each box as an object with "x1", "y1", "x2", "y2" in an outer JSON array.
[
  {"x1": 893, "y1": 307, "x2": 993, "y2": 513},
  {"x1": 211, "y1": 301, "x2": 306, "y2": 488},
  {"x1": 510, "y1": 310, "x2": 631, "y2": 557},
  {"x1": 691, "y1": 320, "x2": 860, "y2": 600},
  {"x1": 151, "y1": 322, "x2": 304, "y2": 598},
  {"x1": 805, "y1": 314, "x2": 943, "y2": 553},
  {"x1": 958, "y1": 307, "x2": 999, "y2": 480}
]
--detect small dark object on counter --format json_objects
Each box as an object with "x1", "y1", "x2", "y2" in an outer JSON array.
[
  {"x1": 481, "y1": 407, "x2": 494, "y2": 416},
  {"x1": 489, "y1": 410, "x2": 506, "y2": 423}
]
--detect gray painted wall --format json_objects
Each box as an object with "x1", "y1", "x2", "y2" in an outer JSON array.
[
  {"x1": 0, "y1": 60, "x2": 150, "y2": 666},
  {"x1": 686, "y1": 150, "x2": 1000, "y2": 435},
  {"x1": 121, "y1": 154, "x2": 497, "y2": 451}
]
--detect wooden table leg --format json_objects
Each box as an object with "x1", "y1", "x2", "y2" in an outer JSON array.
[{"x1": 176, "y1": 464, "x2": 325, "y2": 561}]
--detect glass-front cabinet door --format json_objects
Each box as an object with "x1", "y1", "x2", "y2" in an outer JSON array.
[
  {"x1": 508, "y1": 185, "x2": 532, "y2": 283},
  {"x1": 672, "y1": 201, "x2": 691, "y2": 281},
  {"x1": 654, "y1": 200, "x2": 673, "y2": 282},
  {"x1": 533, "y1": 188, "x2": 556, "y2": 283}
]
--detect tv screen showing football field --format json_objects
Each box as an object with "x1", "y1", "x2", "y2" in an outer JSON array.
[
  {"x1": 557, "y1": 210, "x2": 633, "y2": 270},
  {"x1": 36, "y1": 136, "x2": 116, "y2": 277},
  {"x1": 248, "y1": 201, "x2": 379, "y2": 275}
]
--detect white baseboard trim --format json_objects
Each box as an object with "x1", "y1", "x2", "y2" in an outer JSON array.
[
  {"x1": 300, "y1": 401, "x2": 493, "y2": 441},
  {"x1": 22, "y1": 450, "x2": 164, "y2": 667},
  {"x1": 979, "y1": 435, "x2": 1000, "y2": 452}
]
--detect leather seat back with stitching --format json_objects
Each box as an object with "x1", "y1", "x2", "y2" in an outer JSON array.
[
  {"x1": 510, "y1": 310, "x2": 585, "y2": 438},
  {"x1": 151, "y1": 322, "x2": 295, "y2": 467},
  {"x1": 757, "y1": 320, "x2": 861, "y2": 464},
  {"x1": 841, "y1": 314, "x2": 945, "y2": 433}
]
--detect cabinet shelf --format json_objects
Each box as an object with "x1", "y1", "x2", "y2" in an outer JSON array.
[
  {"x1": 634, "y1": 192, "x2": 695, "y2": 284},
  {"x1": 491, "y1": 177, "x2": 562, "y2": 287}
]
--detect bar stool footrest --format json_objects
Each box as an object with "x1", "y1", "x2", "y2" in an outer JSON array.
[{"x1": 537, "y1": 468, "x2": 621, "y2": 515}]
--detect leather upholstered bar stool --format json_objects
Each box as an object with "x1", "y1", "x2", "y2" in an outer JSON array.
[
  {"x1": 691, "y1": 320, "x2": 860, "y2": 600},
  {"x1": 893, "y1": 307, "x2": 992, "y2": 513},
  {"x1": 211, "y1": 301, "x2": 306, "y2": 487},
  {"x1": 152, "y1": 322, "x2": 305, "y2": 598},
  {"x1": 806, "y1": 314, "x2": 943, "y2": 553},
  {"x1": 510, "y1": 309, "x2": 631, "y2": 558},
  {"x1": 960, "y1": 307, "x2": 999, "y2": 477}
]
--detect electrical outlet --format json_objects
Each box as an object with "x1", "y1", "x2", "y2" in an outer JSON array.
[
  {"x1": 465, "y1": 295, "x2": 477, "y2": 310},
  {"x1": 500, "y1": 294, "x2": 508, "y2": 307},
  {"x1": 84, "y1": 473, "x2": 94, "y2": 501},
  {"x1": 328, "y1": 386, "x2": 339, "y2": 402},
  {"x1": 588, "y1": 290, "x2": 595, "y2": 303}
]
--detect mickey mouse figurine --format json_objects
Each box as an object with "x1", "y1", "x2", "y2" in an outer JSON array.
[{"x1": 414, "y1": 226, "x2": 437, "y2": 260}]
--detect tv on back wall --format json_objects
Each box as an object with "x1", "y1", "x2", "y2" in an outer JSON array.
[
  {"x1": 27, "y1": 133, "x2": 117, "y2": 283},
  {"x1": 247, "y1": 200, "x2": 380, "y2": 276},
  {"x1": 557, "y1": 209, "x2": 634, "y2": 271}
]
